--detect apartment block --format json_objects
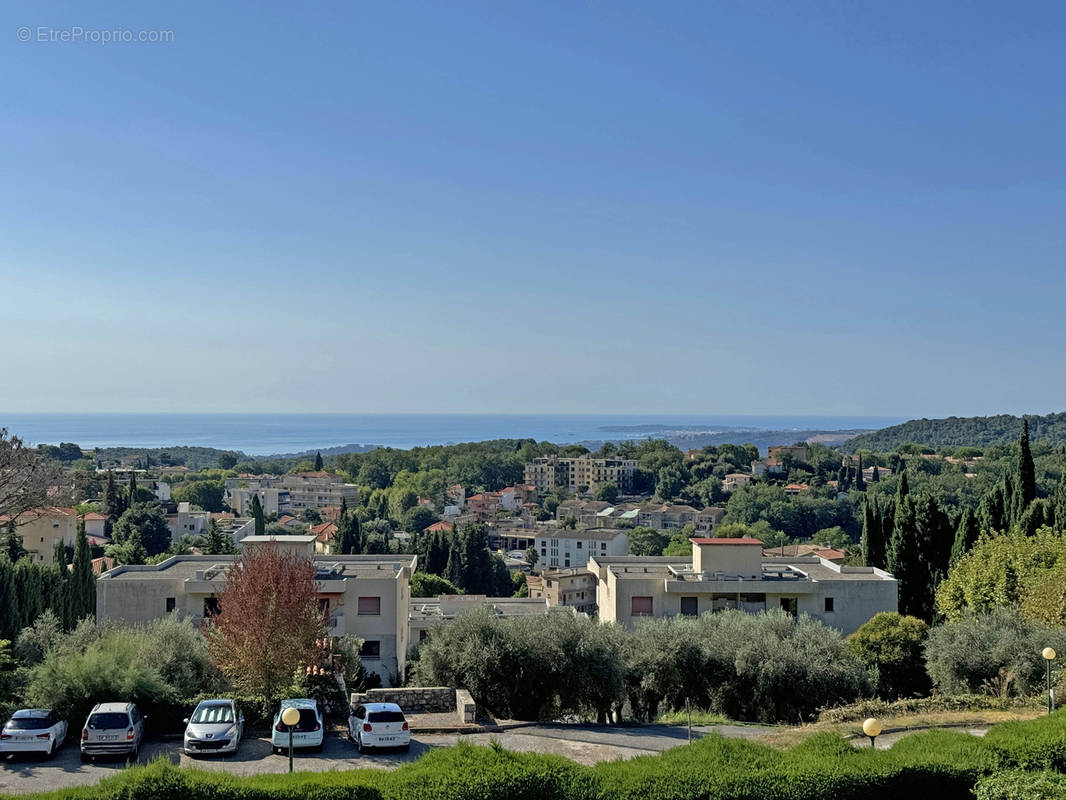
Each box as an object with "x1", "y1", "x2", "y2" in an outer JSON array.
[
  {"x1": 589, "y1": 538, "x2": 896, "y2": 635},
  {"x1": 533, "y1": 527, "x2": 628, "y2": 570},
  {"x1": 408, "y1": 594, "x2": 555, "y2": 644},
  {"x1": 525, "y1": 567, "x2": 597, "y2": 614},
  {"x1": 0, "y1": 507, "x2": 78, "y2": 564},
  {"x1": 224, "y1": 472, "x2": 358, "y2": 515},
  {"x1": 96, "y1": 536, "x2": 416, "y2": 685},
  {"x1": 524, "y1": 455, "x2": 637, "y2": 493}
]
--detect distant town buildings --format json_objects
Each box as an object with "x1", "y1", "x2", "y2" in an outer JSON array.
[
  {"x1": 524, "y1": 455, "x2": 637, "y2": 493},
  {"x1": 0, "y1": 507, "x2": 78, "y2": 564},
  {"x1": 526, "y1": 567, "x2": 597, "y2": 614},
  {"x1": 224, "y1": 472, "x2": 358, "y2": 515},
  {"x1": 533, "y1": 527, "x2": 628, "y2": 570}
]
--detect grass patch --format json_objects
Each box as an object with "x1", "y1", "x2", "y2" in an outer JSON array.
[{"x1": 654, "y1": 708, "x2": 732, "y2": 726}]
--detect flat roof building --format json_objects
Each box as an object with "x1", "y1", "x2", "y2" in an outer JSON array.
[
  {"x1": 589, "y1": 538, "x2": 896, "y2": 634},
  {"x1": 96, "y1": 536, "x2": 416, "y2": 685}
]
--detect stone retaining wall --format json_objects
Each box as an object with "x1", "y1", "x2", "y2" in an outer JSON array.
[{"x1": 349, "y1": 686, "x2": 457, "y2": 714}]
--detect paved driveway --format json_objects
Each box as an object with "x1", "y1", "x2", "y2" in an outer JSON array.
[{"x1": 0, "y1": 724, "x2": 711, "y2": 795}]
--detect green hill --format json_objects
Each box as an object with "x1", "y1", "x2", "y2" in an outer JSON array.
[{"x1": 843, "y1": 412, "x2": 1066, "y2": 452}]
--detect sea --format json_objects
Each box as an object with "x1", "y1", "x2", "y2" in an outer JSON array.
[{"x1": 0, "y1": 413, "x2": 906, "y2": 457}]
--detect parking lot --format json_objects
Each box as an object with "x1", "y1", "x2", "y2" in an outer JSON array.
[{"x1": 0, "y1": 724, "x2": 704, "y2": 795}]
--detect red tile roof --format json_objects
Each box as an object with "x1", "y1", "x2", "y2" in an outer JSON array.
[
  {"x1": 310, "y1": 522, "x2": 338, "y2": 541},
  {"x1": 426, "y1": 521, "x2": 455, "y2": 532}
]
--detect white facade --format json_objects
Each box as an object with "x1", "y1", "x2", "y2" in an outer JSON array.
[{"x1": 533, "y1": 528, "x2": 628, "y2": 570}]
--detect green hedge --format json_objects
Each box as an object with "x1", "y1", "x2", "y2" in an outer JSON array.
[{"x1": 9, "y1": 712, "x2": 1066, "y2": 800}]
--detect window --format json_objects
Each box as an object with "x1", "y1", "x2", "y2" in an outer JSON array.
[
  {"x1": 631, "y1": 596, "x2": 653, "y2": 617},
  {"x1": 780, "y1": 597, "x2": 798, "y2": 616},
  {"x1": 360, "y1": 640, "x2": 381, "y2": 659},
  {"x1": 601, "y1": 542, "x2": 607, "y2": 550},
  {"x1": 165, "y1": 597, "x2": 176, "y2": 613},
  {"x1": 680, "y1": 596, "x2": 698, "y2": 616},
  {"x1": 203, "y1": 597, "x2": 221, "y2": 617},
  {"x1": 358, "y1": 596, "x2": 381, "y2": 615},
  {"x1": 824, "y1": 597, "x2": 835, "y2": 613},
  {"x1": 576, "y1": 541, "x2": 582, "y2": 549}
]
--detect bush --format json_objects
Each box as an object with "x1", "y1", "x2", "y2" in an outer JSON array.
[
  {"x1": 410, "y1": 572, "x2": 461, "y2": 597},
  {"x1": 413, "y1": 607, "x2": 625, "y2": 721},
  {"x1": 847, "y1": 612, "x2": 932, "y2": 699},
  {"x1": 924, "y1": 607, "x2": 1066, "y2": 697},
  {"x1": 975, "y1": 771, "x2": 1066, "y2": 800}
]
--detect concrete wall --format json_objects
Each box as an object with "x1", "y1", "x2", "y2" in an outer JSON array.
[
  {"x1": 349, "y1": 687, "x2": 455, "y2": 713},
  {"x1": 692, "y1": 542, "x2": 762, "y2": 578}
]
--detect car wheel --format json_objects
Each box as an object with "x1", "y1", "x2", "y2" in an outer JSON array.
[
  {"x1": 356, "y1": 737, "x2": 365, "y2": 754},
  {"x1": 80, "y1": 752, "x2": 91, "y2": 763},
  {"x1": 313, "y1": 741, "x2": 324, "y2": 753},
  {"x1": 402, "y1": 743, "x2": 410, "y2": 753}
]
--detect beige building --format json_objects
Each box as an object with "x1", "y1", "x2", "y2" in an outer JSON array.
[
  {"x1": 96, "y1": 535, "x2": 416, "y2": 685},
  {"x1": 589, "y1": 537, "x2": 896, "y2": 635},
  {"x1": 408, "y1": 594, "x2": 555, "y2": 644},
  {"x1": 525, "y1": 567, "x2": 597, "y2": 614},
  {"x1": 524, "y1": 455, "x2": 637, "y2": 493},
  {"x1": 224, "y1": 472, "x2": 359, "y2": 515},
  {"x1": 0, "y1": 507, "x2": 78, "y2": 564},
  {"x1": 533, "y1": 527, "x2": 628, "y2": 570}
]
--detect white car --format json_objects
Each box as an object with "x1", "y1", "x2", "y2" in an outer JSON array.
[
  {"x1": 0, "y1": 709, "x2": 67, "y2": 759},
  {"x1": 183, "y1": 699, "x2": 243, "y2": 756},
  {"x1": 270, "y1": 699, "x2": 323, "y2": 754},
  {"x1": 348, "y1": 702, "x2": 410, "y2": 753}
]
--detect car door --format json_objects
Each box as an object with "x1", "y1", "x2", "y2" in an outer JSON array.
[
  {"x1": 351, "y1": 706, "x2": 365, "y2": 742},
  {"x1": 49, "y1": 712, "x2": 66, "y2": 747},
  {"x1": 235, "y1": 706, "x2": 243, "y2": 742},
  {"x1": 131, "y1": 707, "x2": 144, "y2": 747}
]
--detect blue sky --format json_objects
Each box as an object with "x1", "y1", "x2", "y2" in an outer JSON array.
[{"x1": 2, "y1": 1, "x2": 1064, "y2": 416}]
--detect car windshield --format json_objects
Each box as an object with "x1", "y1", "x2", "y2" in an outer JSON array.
[
  {"x1": 368, "y1": 711, "x2": 405, "y2": 723},
  {"x1": 88, "y1": 713, "x2": 130, "y2": 730},
  {"x1": 6, "y1": 717, "x2": 51, "y2": 730},
  {"x1": 191, "y1": 705, "x2": 234, "y2": 724}
]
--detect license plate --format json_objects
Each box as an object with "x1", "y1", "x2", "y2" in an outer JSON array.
[
  {"x1": 379, "y1": 736, "x2": 395, "y2": 741},
  {"x1": 16, "y1": 736, "x2": 33, "y2": 742},
  {"x1": 101, "y1": 735, "x2": 117, "y2": 741}
]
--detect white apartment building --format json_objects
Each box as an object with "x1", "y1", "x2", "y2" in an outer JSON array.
[
  {"x1": 96, "y1": 536, "x2": 416, "y2": 685},
  {"x1": 533, "y1": 527, "x2": 628, "y2": 570},
  {"x1": 589, "y1": 537, "x2": 897, "y2": 635}
]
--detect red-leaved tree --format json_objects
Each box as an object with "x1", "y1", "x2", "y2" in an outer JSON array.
[{"x1": 205, "y1": 546, "x2": 325, "y2": 701}]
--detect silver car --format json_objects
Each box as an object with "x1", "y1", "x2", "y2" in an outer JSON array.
[
  {"x1": 183, "y1": 699, "x2": 243, "y2": 756},
  {"x1": 80, "y1": 702, "x2": 146, "y2": 762}
]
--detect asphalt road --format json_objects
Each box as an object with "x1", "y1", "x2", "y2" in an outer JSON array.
[{"x1": 0, "y1": 724, "x2": 710, "y2": 796}]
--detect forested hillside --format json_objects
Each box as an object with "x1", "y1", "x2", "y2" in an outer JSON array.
[{"x1": 844, "y1": 412, "x2": 1066, "y2": 452}]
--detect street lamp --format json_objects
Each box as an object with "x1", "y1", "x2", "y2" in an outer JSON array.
[
  {"x1": 281, "y1": 706, "x2": 300, "y2": 773},
  {"x1": 1043, "y1": 647, "x2": 1056, "y2": 714},
  {"x1": 862, "y1": 717, "x2": 882, "y2": 749}
]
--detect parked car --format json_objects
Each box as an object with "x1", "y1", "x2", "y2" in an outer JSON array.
[
  {"x1": 0, "y1": 709, "x2": 67, "y2": 758},
  {"x1": 183, "y1": 699, "x2": 243, "y2": 756},
  {"x1": 80, "y1": 702, "x2": 146, "y2": 762},
  {"x1": 348, "y1": 702, "x2": 410, "y2": 753},
  {"x1": 270, "y1": 699, "x2": 323, "y2": 754}
]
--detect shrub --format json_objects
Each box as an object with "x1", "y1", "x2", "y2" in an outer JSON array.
[
  {"x1": 847, "y1": 612, "x2": 932, "y2": 699},
  {"x1": 975, "y1": 771, "x2": 1066, "y2": 800},
  {"x1": 924, "y1": 607, "x2": 1066, "y2": 696},
  {"x1": 819, "y1": 694, "x2": 1044, "y2": 724}
]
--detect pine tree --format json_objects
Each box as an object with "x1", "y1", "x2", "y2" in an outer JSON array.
[
  {"x1": 71, "y1": 519, "x2": 95, "y2": 623},
  {"x1": 3, "y1": 521, "x2": 26, "y2": 563},
  {"x1": 1018, "y1": 418, "x2": 1037, "y2": 511},
  {"x1": 950, "y1": 508, "x2": 980, "y2": 566},
  {"x1": 204, "y1": 519, "x2": 234, "y2": 555},
  {"x1": 251, "y1": 495, "x2": 265, "y2": 536},
  {"x1": 861, "y1": 496, "x2": 885, "y2": 568},
  {"x1": 314, "y1": 451, "x2": 323, "y2": 471}
]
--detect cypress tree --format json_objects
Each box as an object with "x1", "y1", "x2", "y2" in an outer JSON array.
[
  {"x1": 4, "y1": 521, "x2": 26, "y2": 563},
  {"x1": 871, "y1": 465, "x2": 880, "y2": 483},
  {"x1": 887, "y1": 493, "x2": 931, "y2": 620},
  {"x1": 861, "y1": 496, "x2": 885, "y2": 568},
  {"x1": 950, "y1": 508, "x2": 980, "y2": 566},
  {"x1": 13, "y1": 559, "x2": 42, "y2": 630},
  {"x1": 1053, "y1": 472, "x2": 1066, "y2": 531},
  {"x1": 103, "y1": 471, "x2": 125, "y2": 532},
  {"x1": 251, "y1": 495, "x2": 265, "y2": 536},
  {"x1": 1018, "y1": 418, "x2": 1036, "y2": 511},
  {"x1": 855, "y1": 454, "x2": 866, "y2": 491},
  {"x1": 897, "y1": 470, "x2": 910, "y2": 501},
  {"x1": 314, "y1": 452, "x2": 323, "y2": 471},
  {"x1": 0, "y1": 556, "x2": 18, "y2": 640},
  {"x1": 71, "y1": 519, "x2": 95, "y2": 623},
  {"x1": 50, "y1": 540, "x2": 71, "y2": 628},
  {"x1": 128, "y1": 472, "x2": 138, "y2": 506}
]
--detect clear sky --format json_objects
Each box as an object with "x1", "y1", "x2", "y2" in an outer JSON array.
[{"x1": 2, "y1": 1, "x2": 1063, "y2": 416}]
